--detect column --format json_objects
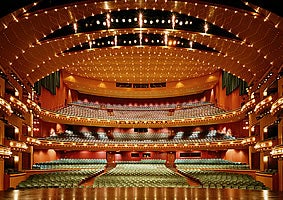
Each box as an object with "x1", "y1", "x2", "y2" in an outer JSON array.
[
  {"x1": 259, "y1": 120, "x2": 265, "y2": 172},
  {"x1": 166, "y1": 151, "x2": 176, "y2": 167},
  {"x1": 279, "y1": 158, "x2": 283, "y2": 192},
  {"x1": 106, "y1": 151, "x2": 115, "y2": 167},
  {"x1": 278, "y1": 117, "x2": 283, "y2": 191},
  {"x1": 248, "y1": 114, "x2": 252, "y2": 169},
  {"x1": 277, "y1": 78, "x2": 283, "y2": 191}
]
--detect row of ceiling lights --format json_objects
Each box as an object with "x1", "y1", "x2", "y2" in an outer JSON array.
[{"x1": 2, "y1": 1, "x2": 278, "y2": 94}]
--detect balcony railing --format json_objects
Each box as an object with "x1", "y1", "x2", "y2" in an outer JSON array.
[
  {"x1": 270, "y1": 144, "x2": 283, "y2": 158},
  {"x1": 0, "y1": 145, "x2": 12, "y2": 158},
  {"x1": 0, "y1": 97, "x2": 13, "y2": 116},
  {"x1": 254, "y1": 96, "x2": 273, "y2": 114},
  {"x1": 270, "y1": 96, "x2": 283, "y2": 116}
]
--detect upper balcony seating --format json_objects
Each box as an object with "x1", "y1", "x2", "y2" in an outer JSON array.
[
  {"x1": 113, "y1": 132, "x2": 169, "y2": 140},
  {"x1": 93, "y1": 163, "x2": 189, "y2": 188},
  {"x1": 56, "y1": 101, "x2": 226, "y2": 120},
  {"x1": 40, "y1": 136, "x2": 236, "y2": 145},
  {"x1": 69, "y1": 101, "x2": 213, "y2": 111}
]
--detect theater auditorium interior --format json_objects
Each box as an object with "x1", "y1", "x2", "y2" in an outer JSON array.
[{"x1": 0, "y1": 0, "x2": 283, "y2": 199}]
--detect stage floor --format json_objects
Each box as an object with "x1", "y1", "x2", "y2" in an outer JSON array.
[{"x1": 1, "y1": 187, "x2": 283, "y2": 200}]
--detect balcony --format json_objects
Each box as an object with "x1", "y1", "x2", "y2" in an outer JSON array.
[
  {"x1": 254, "y1": 96, "x2": 273, "y2": 114},
  {"x1": 270, "y1": 144, "x2": 283, "y2": 158},
  {"x1": 241, "y1": 98, "x2": 256, "y2": 113},
  {"x1": 0, "y1": 97, "x2": 13, "y2": 116},
  {"x1": 9, "y1": 96, "x2": 28, "y2": 114},
  {"x1": 6, "y1": 140, "x2": 28, "y2": 152},
  {"x1": 26, "y1": 99, "x2": 41, "y2": 114},
  {"x1": 0, "y1": 145, "x2": 12, "y2": 158},
  {"x1": 270, "y1": 96, "x2": 283, "y2": 116},
  {"x1": 254, "y1": 139, "x2": 278, "y2": 152}
]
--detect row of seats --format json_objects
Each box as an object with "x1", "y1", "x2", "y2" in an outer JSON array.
[
  {"x1": 56, "y1": 103, "x2": 225, "y2": 120},
  {"x1": 116, "y1": 159, "x2": 166, "y2": 164},
  {"x1": 33, "y1": 159, "x2": 107, "y2": 170},
  {"x1": 40, "y1": 137, "x2": 236, "y2": 144},
  {"x1": 17, "y1": 169, "x2": 103, "y2": 189},
  {"x1": 93, "y1": 164, "x2": 189, "y2": 188},
  {"x1": 175, "y1": 159, "x2": 245, "y2": 165},
  {"x1": 176, "y1": 164, "x2": 249, "y2": 170},
  {"x1": 175, "y1": 159, "x2": 249, "y2": 170},
  {"x1": 113, "y1": 132, "x2": 169, "y2": 140},
  {"x1": 70, "y1": 101, "x2": 211, "y2": 111},
  {"x1": 178, "y1": 169, "x2": 267, "y2": 190}
]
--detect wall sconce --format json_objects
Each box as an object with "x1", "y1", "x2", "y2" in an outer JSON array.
[
  {"x1": 15, "y1": 90, "x2": 19, "y2": 97},
  {"x1": 263, "y1": 156, "x2": 268, "y2": 163},
  {"x1": 14, "y1": 155, "x2": 19, "y2": 163},
  {"x1": 14, "y1": 127, "x2": 19, "y2": 134},
  {"x1": 263, "y1": 90, "x2": 267, "y2": 97},
  {"x1": 263, "y1": 127, "x2": 268, "y2": 133}
]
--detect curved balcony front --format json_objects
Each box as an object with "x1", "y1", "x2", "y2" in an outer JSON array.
[
  {"x1": 0, "y1": 97, "x2": 13, "y2": 116},
  {"x1": 254, "y1": 96, "x2": 273, "y2": 114},
  {"x1": 29, "y1": 136, "x2": 256, "y2": 151},
  {"x1": 270, "y1": 96, "x2": 283, "y2": 116}
]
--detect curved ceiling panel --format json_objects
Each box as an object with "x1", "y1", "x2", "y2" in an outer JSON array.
[{"x1": 0, "y1": 0, "x2": 282, "y2": 98}]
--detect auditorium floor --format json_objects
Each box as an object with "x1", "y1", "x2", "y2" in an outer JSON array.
[{"x1": 1, "y1": 187, "x2": 283, "y2": 200}]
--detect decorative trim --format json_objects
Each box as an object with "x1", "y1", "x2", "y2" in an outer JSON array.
[{"x1": 31, "y1": 136, "x2": 256, "y2": 151}]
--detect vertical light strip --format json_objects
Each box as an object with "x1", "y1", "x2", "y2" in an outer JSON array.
[
  {"x1": 164, "y1": 33, "x2": 168, "y2": 46},
  {"x1": 114, "y1": 35, "x2": 117, "y2": 47},
  {"x1": 204, "y1": 23, "x2": 209, "y2": 33},
  {"x1": 73, "y1": 23, "x2": 78, "y2": 33},
  {"x1": 106, "y1": 13, "x2": 111, "y2": 28},
  {"x1": 139, "y1": 12, "x2": 143, "y2": 46},
  {"x1": 189, "y1": 41, "x2": 193, "y2": 49},
  {"x1": 172, "y1": 14, "x2": 176, "y2": 30}
]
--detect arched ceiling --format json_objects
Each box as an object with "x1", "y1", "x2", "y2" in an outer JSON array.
[{"x1": 0, "y1": 0, "x2": 282, "y2": 98}]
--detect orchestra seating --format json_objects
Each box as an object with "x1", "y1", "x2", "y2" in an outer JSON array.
[
  {"x1": 93, "y1": 163, "x2": 189, "y2": 188},
  {"x1": 32, "y1": 159, "x2": 107, "y2": 170},
  {"x1": 17, "y1": 169, "x2": 103, "y2": 189},
  {"x1": 178, "y1": 170, "x2": 267, "y2": 190}
]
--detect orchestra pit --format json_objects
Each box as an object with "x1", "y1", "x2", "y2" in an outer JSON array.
[{"x1": 0, "y1": 0, "x2": 283, "y2": 199}]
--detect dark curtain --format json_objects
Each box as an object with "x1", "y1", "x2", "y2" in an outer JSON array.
[
  {"x1": 222, "y1": 71, "x2": 248, "y2": 96},
  {"x1": 34, "y1": 71, "x2": 60, "y2": 95}
]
